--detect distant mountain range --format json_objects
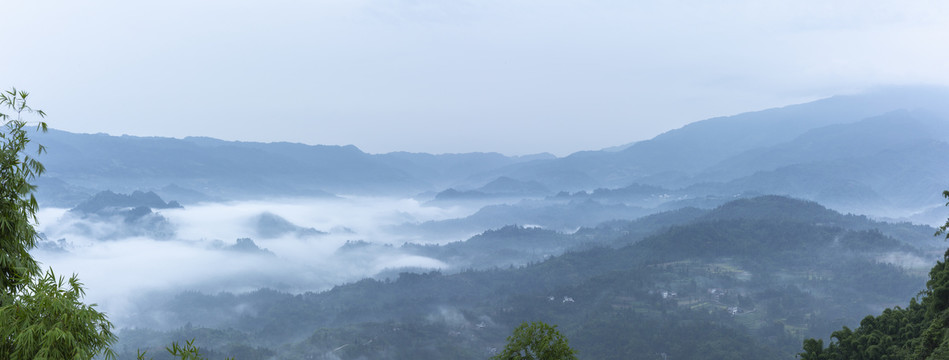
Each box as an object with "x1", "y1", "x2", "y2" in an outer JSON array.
[
  {"x1": 479, "y1": 87, "x2": 949, "y2": 215},
  {"x1": 32, "y1": 130, "x2": 553, "y2": 205},
  {"x1": 34, "y1": 86, "x2": 949, "y2": 223}
]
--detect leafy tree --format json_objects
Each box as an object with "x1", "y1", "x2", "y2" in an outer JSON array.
[
  {"x1": 800, "y1": 339, "x2": 823, "y2": 360},
  {"x1": 0, "y1": 271, "x2": 116, "y2": 360},
  {"x1": 0, "y1": 88, "x2": 117, "y2": 360},
  {"x1": 493, "y1": 321, "x2": 577, "y2": 360},
  {"x1": 0, "y1": 87, "x2": 46, "y2": 300},
  {"x1": 0, "y1": 88, "x2": 230, "y2": 360}
]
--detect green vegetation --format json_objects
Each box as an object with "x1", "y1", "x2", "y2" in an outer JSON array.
[
  {"x1": 798, "y1": 247, "x2": 949, "y2": 359},
  {"x1": 798, "y1": 190, "x2": 949, "y2": 359},
  {"x1": 136, "y1": 339, "x2": 233, "y2": 360},
  {"x1": 0, "y1": 88, "x2": 117, "y2": 359},
  {"x1": 0, "y1": 87, "x2": 47, "y2": 299},
  {"x1": 111, "y1": 195, "x2": 939, "y2": 359},
  {"x1": 0, "y1": 271, "x2": 116, "y2": 360},
  {"x1": 492, "y1": 321, "x2": 577, "y2": 360},
  {"x1": 0, "y1": 88, "x2": 227, "y2": 360}
]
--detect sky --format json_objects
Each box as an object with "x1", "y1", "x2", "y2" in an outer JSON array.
[{"x1": 5, "y1": 0, "x2": 949, "y2": 156}]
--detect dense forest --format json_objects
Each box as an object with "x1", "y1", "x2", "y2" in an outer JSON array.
[
  {"x1": 109, "y1": 196, "x2": 944, "y2": 359},
  {"x1": 799, "y1": 192, "x2": 949, "y2": 359},
  {"x1": 798, "y1": 248, "x2": 949, "y2": 359}
]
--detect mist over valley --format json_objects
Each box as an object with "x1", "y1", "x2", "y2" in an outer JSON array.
[{"x1": 12, "y1": 87, "x2": 949, "y2": 359}]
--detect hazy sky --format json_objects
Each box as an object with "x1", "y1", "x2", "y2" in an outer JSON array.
[{"x1": 5, "y1": 1, "x2": 949, "y2": 155}]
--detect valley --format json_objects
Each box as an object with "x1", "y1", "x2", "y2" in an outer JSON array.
[{"x1": 23, "y1": 87, "x2": 949, "y2": 359}]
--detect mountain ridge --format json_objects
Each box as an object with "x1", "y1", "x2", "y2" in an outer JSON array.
[{"x1": 32, "y1": 86, "x2": 949, "y2": 226}]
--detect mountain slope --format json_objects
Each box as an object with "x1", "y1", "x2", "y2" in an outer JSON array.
[
  {"x1": 801, "y1": 248, "x2": 949, "y2": 359},
  {"x1": 114, "y1": 196, "x2": 944, "y2": 359},
  {"x1": 698, "y1": 109, "x2": 949, "y2": 183},
  {"x1": 481, "y1": 86, "x2": 949, "y2": 191}
]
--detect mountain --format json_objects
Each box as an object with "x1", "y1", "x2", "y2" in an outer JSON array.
[
  {"x1": 376, "y1": 152, "x2": 555, "y2": 190},
  {"x1": 620, "y1": 86, "x2": 949, "y2": 177},
  {"x1": 476, "y1": 176, "x2": 550, "y2": 196},
  {"x1": 474, "y1": 87, "x2": 949, "y2": 220},
  {"x1": 394, "y1": 199, "x2": 651, "y2": 239},
  {"x1": 699, "y1": 138, "x2": 949, "y2": 216},
  {"x1": 488, "y1": 86, "x2": 949, "y2": 191},
  {"x1": 800, "y1": 248, "x2": 949, "y2": 359},
  {"x1": 253, "y1": 212, "x2": 326, "y2": 239},
  {"x1": 26, "y1": 86, "x2": 949, "y2": 359},
  {"x1": 431, "y1": 176, "x2": 551, "y2": 201},
  {"x1": 32, "y1": 130, "x2": 551, "y2": 206},
  {"x1": 113, "y1": 196, "x2": 945, "y2": 359},
  {"x1": 401, "y1": 225, "x2": 577, "y2": 269},
  {"x1": 54, "y1": 190, "x2": 182, "y2": 240},
  {"x1": 34, "y1": 131, "x2": 414, "y2": 201},
  {"x1": 220, "y1": 238, "x2": 275, "y2": 256},
  {"x1": 697, "y1": 110, "x2": 949, "y2": 183},
  {"x1": 70, "y1": 190, "x2": 182, "y2": 214},
  {"x1": 30, "y1": 86, "x2": 949, "y2": 223}
]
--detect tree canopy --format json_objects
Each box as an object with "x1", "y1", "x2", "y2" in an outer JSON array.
[{"x1": 492, "y1": 321, "x2": 577, "y2": 360}]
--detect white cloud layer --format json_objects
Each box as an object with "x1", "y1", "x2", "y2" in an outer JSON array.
[{"x1": 31, "y1": 197, "x2": 476, "y2": 327}]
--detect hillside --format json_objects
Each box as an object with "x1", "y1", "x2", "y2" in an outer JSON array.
[
  {"x1": 112, "y1": 196, "x2": 946, "y2": 359},
  {"x1": 476, "y1": 87, "x2": 949, "y2": 188},
  {"x1": 800, "y1": 249, "x2": 949, "y2": 359}
]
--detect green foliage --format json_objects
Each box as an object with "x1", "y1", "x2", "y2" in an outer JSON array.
[
  {"x1": 113, "y1": 196, "x2": 939, "y2": 359},
  {"x1": 0, "y1": 88, "x2": 118, "y2": 360},
  {"x1": 797, "y1": 252, "x2": 949, "y2": 359},
  {"x1": 0, "y1": 271, "x2": 116, "y2": 360},
  {"x1": 135, "y1": 339, "x2": 233, "y2": 360},
  {"x1": 0, "y1": 87, "x2": 47, "y2": 300},
  {"x1": 493, "y1": 321, "x2": 577, "y2": 360},
  {"x1": 800, "y1": 189, "x2": 949, "y2": 359}
]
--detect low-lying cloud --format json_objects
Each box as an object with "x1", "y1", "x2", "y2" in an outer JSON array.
[{"x1": 31, "y1": 196, "x2": 478, "y2": 328}]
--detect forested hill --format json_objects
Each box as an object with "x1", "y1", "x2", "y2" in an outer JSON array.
[
  {"x1": 799, "y1": 200, "x2": 949, "y2": 359},
  {"x1": 800, "y1": 248, "x2": 949, "y2": 359},
  {"x1": 114, "y1": 196, "x2": 946, "y2": 359}
]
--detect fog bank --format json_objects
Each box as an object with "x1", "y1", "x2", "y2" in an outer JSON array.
[{"x1": 31, "y1": 196, "x2": 480, "y2": 327}]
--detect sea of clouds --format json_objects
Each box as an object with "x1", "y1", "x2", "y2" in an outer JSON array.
[{"x1": 31, "y1": 196, "x2": 481, "y2": 327}]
